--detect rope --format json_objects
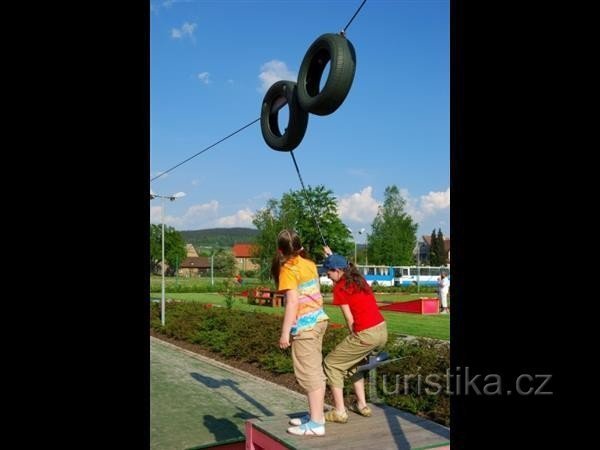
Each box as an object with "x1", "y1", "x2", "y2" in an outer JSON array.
[
  {"x1": 290, "y1": 151, "x2": 328, "y2": 247},
  {"x1": 151, "y1": 118, "x2": 260, "y2": 183},
  {"x1": 341, "y1": 0, "x2": 368, "y2": 35}
]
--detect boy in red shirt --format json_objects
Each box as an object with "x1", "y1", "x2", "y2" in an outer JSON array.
[{"x1": 321, "y1": 247, "x2": 388, "y2": 423}]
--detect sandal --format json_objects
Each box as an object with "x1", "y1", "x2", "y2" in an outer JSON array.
[{"x1": 348, "y1": 402, "x2": 372, "y2": 417}]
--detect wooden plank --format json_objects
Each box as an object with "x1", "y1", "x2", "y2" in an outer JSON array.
[{"x1": 247, "y1": 403, "x2": 449, "y2": 450}]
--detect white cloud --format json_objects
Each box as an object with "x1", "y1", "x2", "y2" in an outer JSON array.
[
  {"x1": 338, "y1": 186, "x2": 380, "y2": 223},
  {"x1": 419, "y1": 188, "x2": 450, "y2": 216},
  {"x1": 191, "y1": 179, "x2": 200, "y2": 186},
  {"x1": 258, "y1": 60, "x2": 296, "y2": 93},
  {"x1": 346, "y1": 168, "x2": 369, "y2": 177},
  {"x1": 197, "y1": 72, "x2": 211, "y2": 84},
  {"x1": 216, "y1": 208, "x2": 255, "y2": 227},
  {"x1": 150, "y1": 202, "x2": 258, "y2": 230},
  {"x1": 402, "y1": 187, "x2": 450, "y2": 224},
  {"x1": 151, "y1": 0, "x2": 176, "y2": 14},
  {"x1": 171, "y1": 22, "x2": 196, "y2": 40},
  {"x1": 337, "y1": 186, "x2": 449, "y2": 230},
  {"x1": 150, "y1": 200, "x2": 219, "y2": 229}
]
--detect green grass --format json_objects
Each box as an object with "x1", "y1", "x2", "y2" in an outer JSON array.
[{"x1": 155, "y1": 292, "x2": 450, "y2": 341}]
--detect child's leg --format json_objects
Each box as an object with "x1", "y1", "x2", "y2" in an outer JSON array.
[
  {"x1": 353, "y1": 377, "x2": 368, "y2": 409},
  {"x1": 307, "y1": 386, "x2": 326, "y2": 423},
  {"x1": 291, "y1": 321, "x2": 328, "y2": 423},
  {"x1": 329, "y1": 385, "x2": 346, "y2": 413}
]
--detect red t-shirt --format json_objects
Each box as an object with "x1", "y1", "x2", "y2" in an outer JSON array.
[{"x1": 332, "y1": 277, "x2": 384, "y2": 332}]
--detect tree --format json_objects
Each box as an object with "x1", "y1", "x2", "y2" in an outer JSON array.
[
  {"x1": 429, "y1": 228, "x2": 439, "y2": 265},
  {"x1": 252, "y1": 185, "x2": 353, "y2": 280},
  {"x1": 436, "y1": 228, "x2": 447, "y2": 266},
  {"x1": 149, "y1": 224, "x2": 187, "y2": 275},
  {"x1": 214, "y1": 249, "x2": 237, "y2": 277},
  {"x1": 367, "y1": 186, "x2": 417, "y2": 265}
]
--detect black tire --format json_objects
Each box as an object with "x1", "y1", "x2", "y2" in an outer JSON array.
[
  {"x1": 260, "y1": 80, "x2": 309, "y2": 151},
  {"x1": 297, "y1": 33, "x2": 356, "y2": 116}
]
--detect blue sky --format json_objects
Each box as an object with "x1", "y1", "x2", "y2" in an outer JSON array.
[{"x1": 150, "y1": 0, "x2": 449, "y2": 244}]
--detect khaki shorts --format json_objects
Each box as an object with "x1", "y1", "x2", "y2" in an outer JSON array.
[
  {"x1": 324, "y1": 321, "x2": 388, "y2": 388},
  {"x1": 291, "y1": 320, "x2": 328, "y2": 393}
]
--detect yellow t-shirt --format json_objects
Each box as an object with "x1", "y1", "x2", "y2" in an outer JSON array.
[{"x1": 278, "y1": 255, "x2": 329, "y2": 335}]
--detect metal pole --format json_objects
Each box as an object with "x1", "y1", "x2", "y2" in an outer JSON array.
[
  {"x1": 161, "y1": 197, "x2": 166, "y2": 326},
  {"x1": 416, "y1": 241, "x2": 420, "y2": 293},
  {"x1": 211, "y1": 252, "x2": 214, "y2": 286}
]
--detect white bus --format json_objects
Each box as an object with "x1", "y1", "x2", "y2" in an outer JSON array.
[{"x1": 319, "y1": 264, "x2": 450, "y2": 287}]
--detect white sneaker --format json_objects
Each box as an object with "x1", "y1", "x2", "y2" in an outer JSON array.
[
  {"x1": 287, "y1": 420, "x2": 325, "y2": 436},
  {"x1": 289, "y1": 414, "x2": 310, "y2": 426}
]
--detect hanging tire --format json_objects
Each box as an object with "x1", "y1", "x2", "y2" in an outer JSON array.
[
  {"x1": 260, "y1": 80, "x2": 309, "y2": 151},
  {"x1": 297, "y1": 33, "x2": 356, "y2": 116}
]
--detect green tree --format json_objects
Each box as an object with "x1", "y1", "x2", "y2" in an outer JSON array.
[
  {"x1": 149, "y1": 224, "x2": 187, "y2": 275},
  {"x1": 429, "y1": 228, "x2": 439, "y2": 265},
  {"x1": 252, "y1": 185, "x2": 353, "y2": 280},
  {"x1": 367, "y1": 186, "x2": 417, "y2": 265},
  {"x1": 436, "y1": 228, "x2": 447, "y2": 266},
  {"x1": 214, "y1": 249, "x2": 237, "y2": 277}
]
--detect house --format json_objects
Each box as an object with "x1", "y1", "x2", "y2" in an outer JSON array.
[
  {"x1": 177, "y1": 244, "x2": 211, "y2": 277},
  {"x1": 232, "y1": 243, "x2": 259, "y2": 273},
  {"x1": 418, "y1": 236, "x2": 451, "y2": 265}
]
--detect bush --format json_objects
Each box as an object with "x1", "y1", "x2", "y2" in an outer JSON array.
[
  {"x1": 150, "y1": 303, "x2": 449, "y2": 426},
  {"x1": 375, "y1": 337, "x2": 450, "y2": 426}
]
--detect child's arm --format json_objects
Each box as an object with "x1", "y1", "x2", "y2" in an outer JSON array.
[
  {"x1": 340, "y1": 304, "x2": 355, "y2": 333},
  {"x1": 279, "y1": 289, "x2": 299, "y2": 349}
]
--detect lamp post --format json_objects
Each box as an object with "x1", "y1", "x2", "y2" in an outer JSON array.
[
  {"x1": 347, "y1": 227, "x2": 357, "y2": 264},
  {"x1": 210, "y1": 249, "x2": 215, "y2": 287},
  {"x1": 150, "y1": 190, "x2": 186, "y2": 326},
  {"x1": 357, "y1": 228, "x2": 366, "y2": 265},
  {"x1": 414, "y1": 239, "x2": 421, "y2": 293}
]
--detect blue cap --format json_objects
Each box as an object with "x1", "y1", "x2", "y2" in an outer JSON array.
[{"x1": 319, "y1": 253, "x2": 348, "y2": 275}]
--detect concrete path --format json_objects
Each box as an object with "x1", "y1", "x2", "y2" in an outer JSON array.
[{"x1": 150, "y1": 336, "x2": 307, "y2": 450}]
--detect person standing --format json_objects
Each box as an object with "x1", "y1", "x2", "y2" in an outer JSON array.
[
  {"x1": 438, "y1": 272, "x2": 450, "y2": 313},
  {"x1": 321, "y1": 246, "x2": 388, "y2": 423},
  {"x1": 272, "y1": 229, "x2": 329, "y2": 436}
]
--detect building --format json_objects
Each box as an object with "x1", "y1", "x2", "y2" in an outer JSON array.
[
  {"x1": 418, "y1": 236, "x2": 451, "y2": 265},
  {"x1": 231, "y1": 243, "x2": 259, "y2": 274},
  {"x1": 177, "y1": 244, "x2": 211, "y2": 277}
]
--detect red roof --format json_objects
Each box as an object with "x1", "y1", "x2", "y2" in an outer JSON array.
[{"x1": 232, "y1": 243, "x2": 256, "y2": 258}]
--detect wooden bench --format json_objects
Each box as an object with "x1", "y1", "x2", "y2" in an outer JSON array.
[{"x1": 247, "y1": 288, "x2": 286, "y2": 307}]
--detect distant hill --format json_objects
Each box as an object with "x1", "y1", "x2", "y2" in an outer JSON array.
[{"x1": 179, "y1": 227, "x2": 259, "y2": 250}]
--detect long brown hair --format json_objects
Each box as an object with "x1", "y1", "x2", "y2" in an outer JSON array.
[
  {"x1": 270, "y1": 229, "x2": 308, "y2": 284},
  {"x1": 340, "y1": 262, "x2": 371, "y2": 293}
]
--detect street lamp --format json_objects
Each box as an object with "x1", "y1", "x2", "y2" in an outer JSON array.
[
  {"x1": 347, "y1": 227, "x2": 357, "y2": 264},
  {"x1": 413, "y1": 239, "x2": 421, "y2": 293},
  {"x1": 357, "y1": 228, "x2": 366, "y2": 265},
  {"x1": 150, "y1": 189, "x2": 186, "y2": 326}
]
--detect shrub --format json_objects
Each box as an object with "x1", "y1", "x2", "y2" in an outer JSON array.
[{"x1": 150, "y1": 303, "x2": 449, "y2": 426}]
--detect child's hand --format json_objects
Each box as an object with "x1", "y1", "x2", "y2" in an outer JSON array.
[{"x1": 323, "y1": 246, "x2": 333, "y2": 256}]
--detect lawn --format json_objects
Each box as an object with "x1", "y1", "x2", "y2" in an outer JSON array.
[{"x1": 154, "y1": 292, "x2": 450, "y2": 341}]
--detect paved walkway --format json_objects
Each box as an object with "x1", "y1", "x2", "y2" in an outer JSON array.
[{"x1": 150, "y1": 337, "x2": 307, "y2": 450}]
